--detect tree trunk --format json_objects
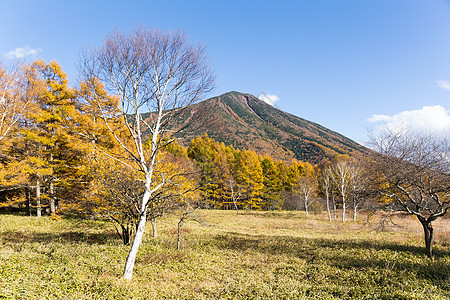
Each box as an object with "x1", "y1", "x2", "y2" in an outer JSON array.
[
  {"x1": 25, "y1": 186, "x2": 32, "y2": 216},
  {"x1": 419, "y1": 218, "x2": 434, "y2": 259},
  {"x1": 49, "y1": 177, "x2": 55, "y2": 214},
  {"x1": 36, "y1": 175, "x2": 41, "y2": 217},
  {"x1": 353, "y1": 203, "x2": 357, "y2": 222},
  {"x1": 121, "y1": 224, "x2": 130, "y2": 245},
  {"x1": 177, "y1": 220, "x2": 183, "y2": 250},
  {"x1": 230, "y1": 180, "x2": 239, "y2": 214},
  {"x1": 151, "y1": 217, "x2": 157, "y2": 239},
  {"x1": 122, "y1": 189, "x2": 151, "y2": 280},
  {"x1": 342, "y1": 197, "x2": 346, "y2": 222},
  {"x1": 233, "y1": 199, "x2": 239, "y2": 214},
  {"x1": 333, "y1": 195, "x2": 337, "y2": 221},
  {"x1": 304, "y1": 198, "x2": 309, "y2": 217},
  {"x1": 326, "y1": 193, "x2": 331, "y2": 222},
  {"x1": 49, "y1": 153, "x2": 55, "y2": 214}
]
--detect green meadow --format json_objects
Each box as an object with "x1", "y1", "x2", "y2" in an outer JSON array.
[{"x1": 1, "y1": 210, "x2": 449, "y2": 299}]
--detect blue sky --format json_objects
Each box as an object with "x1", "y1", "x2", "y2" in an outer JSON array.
[{"x1": 2, "y1": 0, "x2": 450, "y2": 144}]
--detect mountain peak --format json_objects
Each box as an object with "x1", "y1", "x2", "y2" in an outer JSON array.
[{"x1": 218, "y1": 91, "x2": 263, "y2": 105}]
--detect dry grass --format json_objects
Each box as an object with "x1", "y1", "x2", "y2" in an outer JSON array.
[{"x1": 0, "y1": 210, "x2": 449, "y2": 299}]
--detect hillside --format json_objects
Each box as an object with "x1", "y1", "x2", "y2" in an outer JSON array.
[{"x1": 149, "y1": 91, "x2": 370, "y2": 163}]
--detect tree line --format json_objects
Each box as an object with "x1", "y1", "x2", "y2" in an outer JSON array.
[{"x1": 187, "y1": 133, "x2": 370, "y2": 221}]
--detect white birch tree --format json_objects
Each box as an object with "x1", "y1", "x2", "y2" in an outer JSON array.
[
  {"x1": 331, "y1": 159, "x2": 352, "y2": 222},
  {"x1": 297, "y1": 175, "x2": 317, "y2": 217},
  {"x1": 79, "y1": 27, "x2": 214, "y2": 280},
  {"x1": 330, "y1": 157, "x2": 368, "y2": 222}
]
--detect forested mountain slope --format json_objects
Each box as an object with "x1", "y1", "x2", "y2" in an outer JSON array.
[{"x1": 145, "y1": 91, "x2": 370, "y2": 163}]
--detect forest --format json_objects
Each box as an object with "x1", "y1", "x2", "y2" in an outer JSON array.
[{"x1": 0, "y1": 27, "x2": 449, "y2": 295}]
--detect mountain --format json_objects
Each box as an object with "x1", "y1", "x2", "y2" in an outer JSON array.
[{"x1": 154, "y1": 91, "x2": 370, "y2": 163}]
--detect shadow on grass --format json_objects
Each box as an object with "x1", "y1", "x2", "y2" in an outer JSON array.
[
  {"x1": 213, "y1": 232, "x2": 450, "y2": 286},
  {"x1": 1, "y1": 230, "x2": 118, "y2": 245}
]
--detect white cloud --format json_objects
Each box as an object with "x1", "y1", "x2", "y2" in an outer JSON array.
[
  {"x1": 5, "y1": 47, "x2": 41, "y2": 60},
  {"x1": 436, "y1": 79, "x2": 450, "y2": 90},
  {"x1": 367, "y1": 105, "x2": 450, "y2": 135},
  {"x1": 258, "y1": 92, "x2": 279, "y2": 106}
]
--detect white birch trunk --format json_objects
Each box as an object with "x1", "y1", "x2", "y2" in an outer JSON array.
[
  {"x1": 122, "y1": 188, "x2": 151, "y2": 280},
  {"x1": 342, "y1": 196, "x2": 346, "y2": 222},
  {"x1": 230, "y1": 181, "x2": 239, "y2": 214},
  {"x1": 305, "y1": 201, "x2": 309, "y2": 217},
  {"x1": 304, "y1": 194, "x2": 309, "y2": 217},
  {"x1": 49, "y1": 179, "x2": 55, "y2": 214}
]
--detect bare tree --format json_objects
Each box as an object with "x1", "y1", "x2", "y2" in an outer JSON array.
[
  {"x1": 370, "y1": 129, "x2": 450, "y2": 258},
  {"x1": 329, "y1": 157, "x2": 369, "y2": 222},
  {"x1": 87, "y1": 157, "x2": 143, "y2": 245},
  {"x1": 175, "y1": 198, "x2": 205, "y2": 251},
  {"x1": 297, "y1": 175, "x2": 317, "y2": 217},
  {"x1": 331, "y1": 159, "x2": 352, "y2": 222},
  {"x1": 318, "y1": 166, "x2": 333, "y2": 221},
  {"x1": 348, "y1": 160, "x2": 369, "y2": 222},
  {"x1": 79, "y1": 27, "x2": 214, "y2": 280}
]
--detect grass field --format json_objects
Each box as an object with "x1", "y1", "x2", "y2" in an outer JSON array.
[{"x1": 0, "y1": 210, "x2": 449, "y2": 299}]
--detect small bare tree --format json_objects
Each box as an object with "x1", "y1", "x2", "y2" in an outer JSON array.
[
  {"x1": 175, "y1": 198, "x2": 205, "y2": 251},
  {"x1": 87, "y1": 155, "x2": 147, "y2": 245},
  {"x1": 297, "y1": 175, "x2": 317, "y2": 217},
  {"x1": 80, "y1": 27, "x2": 214, "y2": 280},
  {"x1": 370, "y1": 129, "x2": 450, "y2": 258}
]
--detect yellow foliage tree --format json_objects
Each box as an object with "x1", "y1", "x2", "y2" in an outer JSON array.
[
  {"x1": 18, "y1": 60, "x2": 90, "y2": 217},
  {"x1": 234, "y1": 149, "x2": 264, "y2": 209}
]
